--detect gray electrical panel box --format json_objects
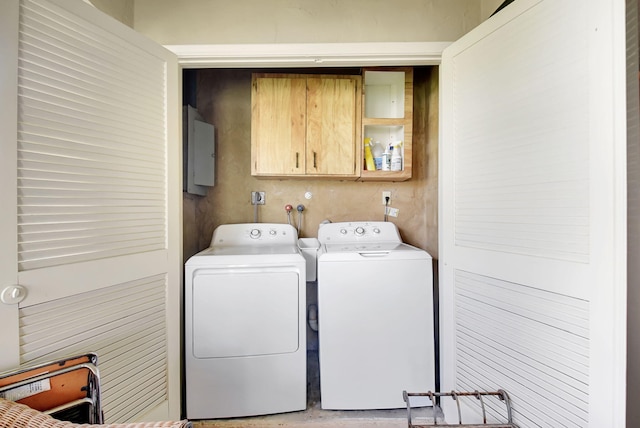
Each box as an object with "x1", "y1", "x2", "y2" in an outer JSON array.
[{"x1": 184, "y1": 106, "x2": 215, "y2": 196}]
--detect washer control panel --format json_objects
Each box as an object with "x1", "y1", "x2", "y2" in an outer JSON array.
[
  {"x1": 319, "y1": 221, "x2": 401, "y2": 244},
  {"x1": 211, "y1": 223, "x2": 297, "y2": 246}
]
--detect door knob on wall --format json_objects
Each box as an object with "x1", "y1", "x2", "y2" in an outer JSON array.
[{"x1": 1, "y1": 285, "x2": 26, "y2": 305}]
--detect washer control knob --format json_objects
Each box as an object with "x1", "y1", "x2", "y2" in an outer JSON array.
[
  {"x1": 340, "y1": 228, "x2": 347, "y2": 235},
  {"x1": 355, "y1": 226, "x2": 365, "y2": 236},
  {"x1": 269, "y1": 229, "x2": 277, "y2": 236},
  {"x1": 250, "y1": 229, "x2": 261, "y2": 239},
  {"x1": 373, "y1": 227, "x2": 381, "y2": 234}
]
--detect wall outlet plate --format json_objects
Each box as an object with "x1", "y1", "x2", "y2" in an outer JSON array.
[
  {"x1": 382, "y1": 191, "x2": 391, "y2": 205},
  {"x1": 251, "y1": 191, "x2": 265, "y2": 205}
]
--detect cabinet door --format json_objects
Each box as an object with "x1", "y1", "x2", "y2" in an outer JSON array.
[
  {"x1": 306, "y1": 76, "x2": 360, "y2": 176},
  {"x1": 251, "y1": 76, "x2": 306, "y2": 175}
]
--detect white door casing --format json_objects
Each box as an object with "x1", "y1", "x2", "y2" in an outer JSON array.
[
  {"x1": 0, "y1": 1, "x2": 21, "y2": 371},
  {"x1": 0, "y1": 0, "x2": 181, "y2": 422},
  {"x1": 440, "y1": 0, "x2": 626, "y2": 427}
]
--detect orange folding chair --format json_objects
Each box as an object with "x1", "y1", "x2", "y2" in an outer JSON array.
[{"x1": 0, "y1": 353, "x2": 102, "y2": 424}]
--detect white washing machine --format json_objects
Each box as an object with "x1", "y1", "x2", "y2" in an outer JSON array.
[
  {"x1": 317, "y1": 221, "x2": 435, "y2": 410},
  {"x1": 184, "y1": 223, "x2": 306, "y2": 419}
]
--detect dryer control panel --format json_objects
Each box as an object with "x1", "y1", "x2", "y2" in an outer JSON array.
[{"x1": 210, "y1": 223, "x2": 298, "y2": 247}]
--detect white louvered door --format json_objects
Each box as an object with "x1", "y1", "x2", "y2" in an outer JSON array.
[
  {"x1": 0, "y1": 0, "x2": 181, "y2": 422},
  {"x1": 440, "y1": 0, "x2": 626, "y2": 427}
]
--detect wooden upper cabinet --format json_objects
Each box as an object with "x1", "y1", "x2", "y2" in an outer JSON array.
[
  {"x1": 306, "y1": 76, "x2": 360, "y2": 176},
  {"x1": 251, "y1": 76, "x2": 307, "y2": 175},
  {"x1": 359, "y1": 67, "x2": 413, "y2": 182},
  {"x1": 251, "y1": 73, "x2": 361, "y2": 179}
]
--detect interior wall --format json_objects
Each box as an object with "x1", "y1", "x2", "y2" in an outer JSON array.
[
  {"x1": 88, "y1": 0, "x2": 134, "y2": 27},
  {"x1": 182, "y1": 67, "x2": 438, "y2": 260},
  {"x1": 88, "y1": 0, "x2": 506, "y2": 36},
  {"x1": 132, "y1": 0, "x2": 489, "y2": 45},
  {"x1": 425, "y1": 67, "x2": 439, "y2": 257},
  {"x1": 481, "y1": 0, "x2": 505, "y2": 20}
]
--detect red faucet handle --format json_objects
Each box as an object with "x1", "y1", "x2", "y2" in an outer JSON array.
[{"x1": 285, "y1": 204, "x2": 293, "y2": 212}]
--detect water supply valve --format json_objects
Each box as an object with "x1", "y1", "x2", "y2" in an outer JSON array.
[{"x1": 285, "y1": 204, "x2": 293, "y2": 226}]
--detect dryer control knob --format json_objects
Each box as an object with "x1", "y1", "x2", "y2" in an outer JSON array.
[
  {"x1": 340, "y1": 228, "x2": 347, "y2": 235},
  {"x1": 373, "y1": 228, "x2": 381, "y2": 234},
  {"x1": 250, "y1": 229, "x2": 261, "y2": 239},
  {"x1": 269, "y1": 229, "x2": 277, "y2": 236},
  {"x1": 355, "y1": 226, "x2": 365, "y2": 236}
]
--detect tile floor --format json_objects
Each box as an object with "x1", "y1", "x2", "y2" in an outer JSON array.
[{"x1": 191, "y1": 351, "x2": 441, "y2": 428}]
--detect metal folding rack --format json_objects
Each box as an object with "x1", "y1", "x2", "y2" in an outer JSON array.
[{"x1": 403, "y1": 390, "x2": 518, "y2": 428}]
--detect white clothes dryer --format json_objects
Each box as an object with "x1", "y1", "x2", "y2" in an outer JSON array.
[
  {"x1": 317, "y1": 221, "x2": 435, "y2": 410},
  {"x1": 185, "y1": 223, "x2": 306, "y2": 419}
]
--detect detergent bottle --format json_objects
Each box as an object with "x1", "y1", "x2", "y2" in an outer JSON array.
[
  {"x1": 372, "y1": 141, "x2": 384, "y2": 170},
  {"x1": 381, "y1": 144, "x2": 392, "y2": 171},
  {"x1": 390, "y1": 142, "x2": 403, "y2": 171},
  {"x1": 363, "y1": 138, "x2": 376, "y2": 171}
]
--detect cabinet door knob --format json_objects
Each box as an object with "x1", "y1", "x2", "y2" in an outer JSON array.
[
  {"x1": 1, "y1": 285, "x2": 27, "y2": 305},
  {"x1": 313, "y1": 151, "x2": 317, "y2": 168},
  {"x1": 296, "y1": 152, "x2": 299, "y2": 168}
]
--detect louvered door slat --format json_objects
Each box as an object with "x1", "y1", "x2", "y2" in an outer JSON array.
[
  {"x1": 19, "y1": 275, "x2": 168, "y2": 422},
  {"x1": 18, "y1": 0, "x2": 168, "y2": 272}
]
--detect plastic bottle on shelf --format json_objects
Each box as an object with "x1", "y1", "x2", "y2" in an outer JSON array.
[
  {"x1": 382, "y1": 144, "x2": 392, "y2": 171},
  {"x1": 363, "y1": 138, "x2": 376, "y2": 171},
  {"x1": 390, "y1": 142, "x2": 403, "y2": 171},
  {"x1": 372, "y1": 141, "x2": 383, "y2": 170}
]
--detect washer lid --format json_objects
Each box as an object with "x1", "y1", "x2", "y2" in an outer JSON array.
[
  {"x1": 320, "y1": 242, "x2": 431, "y2": 261},
  {"x1": 323, "y1": 242, "x2": 407, "y2": 253}
]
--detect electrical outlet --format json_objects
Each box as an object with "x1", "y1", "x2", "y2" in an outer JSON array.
[
  {"x1": 251, "y1": 191, "x2": 265, "y2": 205},
  {"x1": 385, "y1": 207, "x2": 399, "y2": 217},
  {"x1": 382, "y1": 191, "x2": 391, "y2": 205}
]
